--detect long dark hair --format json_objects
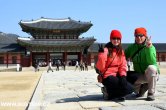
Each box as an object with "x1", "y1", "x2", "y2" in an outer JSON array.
[{"x1": 105, "y1": 42, "x2": 123, "y2": 58}]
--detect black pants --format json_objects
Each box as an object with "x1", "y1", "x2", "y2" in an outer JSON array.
[
  {"x1": 102, "y1": 75, "x2": 134, "y2": 99},
  {"x1": 126, "y1": 71, "x2": 141, "y2": 84}
]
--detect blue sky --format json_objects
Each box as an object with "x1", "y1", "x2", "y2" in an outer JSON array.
[{"x1": 0, "y1": 0, "x2": 166, "y2": 43}]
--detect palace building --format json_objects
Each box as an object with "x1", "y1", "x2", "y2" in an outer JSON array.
[{"x1": 17, "y1": 17, "x2": 96, "y2": 67}]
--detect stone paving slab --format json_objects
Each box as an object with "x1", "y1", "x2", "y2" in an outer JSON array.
[
  {"x1": 153, "y1": 103, "x2": 166, "y2": 110},
  {"x1": 79, "y1": 101, "x2": 122, "y2": 109},
  {"x1": 78, "y1": 93, "x2": 103, "y2": 101},
  {"x1": 74, "y1": 86, "x2": 101, "y2": 95},
  {"x1": 157, "y1": 96, "x2": 166, "y2": 102},
  {"x1": 44, "y1": 91, "x2": 79, "y2": 103},
  {"x1": 117, "y1": 98, "x2": 163, "y2": 106},
  {"x1": 43, "y1": 86, "x2": 68, "y2": 91},
  {"x1": 100, "y1": 105, "x2": 162, "y2": 110},
  {"x1": 45, "y1": 102, "x2": 84, "y2": 110}
]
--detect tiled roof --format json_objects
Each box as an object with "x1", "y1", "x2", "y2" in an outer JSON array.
[
  {"x1": 0, "y1": 34, "x2": 25, "y2": 52},
  {"x1": 153, "y1": 43, "x2": 166, "y2": 52},
  {"x1": 0, "y1": 34, "x2": 18, "y2": 44},
  {"x1": 19, "y1": 18, "x2": 92, "y2": 31},
  {"x1": 17, "y1": 37, "x2": 96, "y2": 47}
]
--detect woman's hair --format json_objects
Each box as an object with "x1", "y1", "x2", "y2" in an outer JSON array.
[{"x1": 106, "y1": 42, "x2": 123, "y2": 58}]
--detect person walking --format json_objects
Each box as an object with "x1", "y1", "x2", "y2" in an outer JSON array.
[
  {"x1": 85, "y1": 62, "x2": 88, "y2": 71},
  {"x1": 125, "y1": 27, "x2": 160, "y2": 101},
  {"x1": 75, "y1": 60, "x2": 79, "y2": 71},
  {"x1": 56, "y1": 60, "x2": 60, "y2": 71},
  {"x1": 62, "y1": 61, "x2": 66, "y2": 71},
  {"x1": 47, "y1": 60, "x2": 54, "y2": 73},
  {"x1": 34, "y1": 61, "x2": 39, "y2": 72}
]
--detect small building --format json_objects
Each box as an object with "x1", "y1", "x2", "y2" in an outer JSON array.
[
  {"x1": 17, "y1": 18, "x2": 96, "y2": 67},
  {"x1": 0, "y1": 33, "x2": 25, "y2": 67}
]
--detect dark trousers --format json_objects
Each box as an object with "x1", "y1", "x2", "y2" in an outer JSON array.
[
  {"x1": 102, "y1": 75, "x2": 133, "y2": 99},
  {"x1": 126, "y1": 71, "x2": 141, "y2": 84}
]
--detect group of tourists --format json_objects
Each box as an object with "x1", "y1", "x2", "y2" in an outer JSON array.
[
  {"x1": 47, "y1": 60, "x2": 66, "y2": 73},
  {"x1": 75, "y1": 61, "x2": 88, "y2": 71},
  {"x1": 95, "y1": 27, "x2": 160, "y2": 101}
]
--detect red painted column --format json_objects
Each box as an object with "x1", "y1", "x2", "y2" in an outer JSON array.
[
  {"x1": 158, "y1": 52, "x2": 160, "y2": 65},
  {"x1": 78, "y1": 52, "x2": 82, "y2": 62},
  {"x1": 63, "y1": 52, "x2": 67, "y2": 63},
  {"x1": 88, "y1": 53, "x2": 91, "y2": 65},
  {"x1": 7, "y1": 52, "x2": 8, "y2": 68},
  {"x1": 46, "y1": 52, "x2": 49, "y2": 65}
]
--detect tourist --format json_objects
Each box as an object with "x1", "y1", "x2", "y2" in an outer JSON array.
[
  {"x1": 84, "y1": 62, "x2": 88, "y2": 71},
  {"x1": 75, "y1": 60, "x2": 79, "y2": 71},
  {"x1": 47, "y1": 60, "x2": 54, "y2": 73},
  {"x1": 125, "y1": 27, "x2": 160, "y2": 101},
  {"x1": 56, "y1": 60, "x2": 60, "y2": 71},
  {"x1": 96, "y1": 30, "x2": 133, "y2": 100},
  {"x1": 62, "y1": 61, "x2": 66, "y2": 71}
]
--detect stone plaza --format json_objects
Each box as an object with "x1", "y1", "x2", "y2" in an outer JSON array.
[{"x1": 28, "y1": 67, "x2": 166, "y2": 110}]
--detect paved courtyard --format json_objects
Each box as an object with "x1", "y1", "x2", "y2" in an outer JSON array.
[{"x1": 28, "y1": 68, "x2": 166, "y2": 110}]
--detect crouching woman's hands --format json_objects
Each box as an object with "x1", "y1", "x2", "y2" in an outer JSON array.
[
  {"x1": 119, "y1": 76, "x2": 127, "y2": 87},
  {"x1": 97, "y1": 75, "x2": 103, "y2": 83}
]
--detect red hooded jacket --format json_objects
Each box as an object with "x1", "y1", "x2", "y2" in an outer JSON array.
[{"x1": 96, "y1": 47, "x2": 127, "y2": 79}]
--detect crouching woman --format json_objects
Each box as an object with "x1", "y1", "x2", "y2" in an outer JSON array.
[{"x1": 96, "y1": 30, "x2": 133, "y2": 100}]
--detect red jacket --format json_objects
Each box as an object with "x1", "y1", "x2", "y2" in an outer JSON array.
[{"x1": 96, "y1": 48, "x2": 127, "y2": 79}]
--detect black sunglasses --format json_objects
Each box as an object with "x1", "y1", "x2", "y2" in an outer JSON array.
[
  {"x1": 135, "y1": 34, "x2": 144, "y2": 38},
  {"x1": 112, "y1": 38, "x2": 120, "y2": 40}
]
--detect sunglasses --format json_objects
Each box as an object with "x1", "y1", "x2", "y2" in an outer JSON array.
[
  {"x1": 135, "y1": 34, "x2": 144, "y2": 38},
  {"x1": 112, "y1": 38, "x2": 121, "y2": 40}
]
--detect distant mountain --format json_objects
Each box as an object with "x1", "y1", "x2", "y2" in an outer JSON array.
[
  {"x1": 0, "y1": 31, "x2": 25, "y2": 52},
  {"x1": 0, "y1": 32, "x2": 20, "y2": 38},
  {"x1": 0, "y1": 32, "x2": 20, "y2": 44},
  {"x1": 6, "y1": 33, "x2": 20, "y2": 38},
  {"x1": 0, "y1": 32, "x2": 6, "y2": 36}
]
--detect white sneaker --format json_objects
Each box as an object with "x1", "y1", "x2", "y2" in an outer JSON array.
[{"x1": 146, "y1": 93, "x2": 155, "y2": 101}]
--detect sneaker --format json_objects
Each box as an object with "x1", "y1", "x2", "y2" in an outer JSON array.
[
  {"x1": 101, "y1": 87, "x2": 109, "y2": 100},
  {"x1": 125, "y1": 92, "x2": 137, "y2": 99},
  {"x1": 146, "y1": 93, "x2": 155, "y2": 101},
  {"x1": 117, "y1": 97, "x2": 126, "y2": 102},
  {"x1": 137, "y1": 83, "x2": 148, "y2": 97}
]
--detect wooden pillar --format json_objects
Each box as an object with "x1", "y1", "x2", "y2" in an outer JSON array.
[
  {"x1": 46, "y1": 52, "x2": 49, "y2": 66},
  {"x1": 158, "y1": 52, "x2": 160, "y2": 65},
  {"x1": 6, "y1": 52, "x2": 8, "y2": 68},
  {"x1": 88, "y1": 53, "x2": 91, "y2": 66},
  {"x1": 78, "y1": 52, "x2": 82, "y2": 62},
  {"x1": 30, "y1": 51, "x2": 32, "y2": 66},
  {"x1": 158, "y1": 52, "x2": 159, "y2": 62},
  {"x1": 63, "y1": 52, "x2": 67, "y2": 63}
]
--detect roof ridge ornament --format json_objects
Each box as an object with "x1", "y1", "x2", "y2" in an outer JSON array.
[{"x1": 21, "y1": 18, "x2": 71, "y2": 24}]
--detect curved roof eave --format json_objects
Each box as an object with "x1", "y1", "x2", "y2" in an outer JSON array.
[
  {"x1": 19, "y1": 18, "x2": 92, "y2": 30},
  {"x1": 17, "y1": 38, "x2": 96, "y2": 47}
]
